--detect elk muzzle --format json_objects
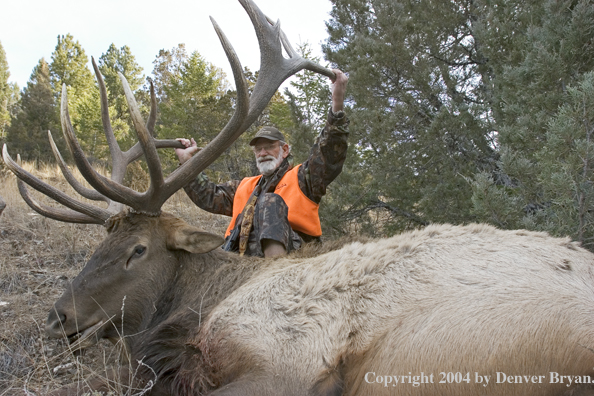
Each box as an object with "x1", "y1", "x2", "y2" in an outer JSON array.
[{"x1": 46, "y1": 304, "x2": 107, "y2": 350}]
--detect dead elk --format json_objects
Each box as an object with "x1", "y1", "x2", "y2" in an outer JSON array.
[
  {"x1": 30, "y1": 217, "x2": 594, "y2": 396},
  {"x1": 4, "y1": 1, "x2": 594, "y2": 395}
]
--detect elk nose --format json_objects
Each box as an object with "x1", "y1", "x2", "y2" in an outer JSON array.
[{"x1": 45, "y1": 309, "x2": 67, "y2": 338}]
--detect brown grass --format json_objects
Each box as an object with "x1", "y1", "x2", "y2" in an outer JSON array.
[{"x1": 0, "y1": 161, "x2": 228, "y2": 395}]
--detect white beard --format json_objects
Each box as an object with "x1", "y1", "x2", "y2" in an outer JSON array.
[{"x1": 256, "y1": 150, "x2": 284, "y2": 176}]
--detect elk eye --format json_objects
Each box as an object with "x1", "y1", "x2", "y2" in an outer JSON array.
[
  {"x1": 126, "y1": 245, "x2": 146, "y2": 267},
  {"x1": 133, "y1": 245, "x2": 146, "y2": 257}
]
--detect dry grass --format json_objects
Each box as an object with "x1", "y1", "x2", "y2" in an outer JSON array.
[{"x1": 0, "y1": 161, "x2": 228, "y2": 395}]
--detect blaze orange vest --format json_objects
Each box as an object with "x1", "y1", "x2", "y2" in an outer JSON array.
[{"x1": 224, "y1": 164, "x2": 322, "y2": 237}]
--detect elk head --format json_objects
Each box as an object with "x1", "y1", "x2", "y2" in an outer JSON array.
[{"x1": 2, "y1": 0, "x2": 334, "y2": 351}]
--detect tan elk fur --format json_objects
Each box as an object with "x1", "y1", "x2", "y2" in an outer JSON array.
[{"x1": 187, "y1": 222, "x2": 594, "y2": 396}]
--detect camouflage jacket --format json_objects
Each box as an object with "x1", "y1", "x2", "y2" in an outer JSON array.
[{"x1": 183, "y1": 109, "x2": 350, "y2": 218}]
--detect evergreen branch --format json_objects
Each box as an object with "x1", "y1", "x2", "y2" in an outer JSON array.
[{"x1": 340, "y1": 199, "x2": 429, "y2": 226}]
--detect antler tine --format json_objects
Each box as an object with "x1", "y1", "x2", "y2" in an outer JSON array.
[
  {"x1": 123, "y1": 138, "x2": 185, "y2": 166},
  {"x1": 158, "y1": 14, "x2": 250, "y2": 198},
  {"x1": 118, "y1": 79, "x2": 184, "y2": 166},
  {"x1": 265, "y1": 16, "x2": 297, "y2": 59},
  {"x1": 264, "y1": 14, "x2": 336, "y2": 80},
  {"x1": 2, "y1": 145, "x2": 112, "y2": 223},
  {"x1": 147, "y1": 80, "x2": 158, "y2": 135},
  {"x1": 48, "y1": 131, "x2": 107, "y2": 202},
  {"x1": 60, "y1": 84, "x2": 144, "y2": 208},
  {"x1": 92, "y1": 57, "x2": 128, "y2": 183},
  {"x1": 61, "y1": 68, "x2": 186, "y2": 214},
  {"x1": 239, "y1": 0, "x2": 334, "y2": 124},
  {"x1": 119, "y1": 73, "x2": 165, "y2": 200},
  {"x1": 16, "y1": 178, "x2": 106, "y2": 224},
  {"x1": 93, "y1": 59, "x2": 185, "y2": 176},
  {"x1": 49, "y1": 130, "x2": 125, "y2": 213}
]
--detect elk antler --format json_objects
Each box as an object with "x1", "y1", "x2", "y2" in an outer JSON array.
[
  {"x1": 1, "y1": 59, "x2": 185, "y2": 222},
  {"x1": 147, "y1": 0, "x2": 335, "y2": 207},
  {"x1": 2, "y1": 0, "x2": 335, "y2": 222},
  {"x1": 2, "y1": 149, "x2": 112, "y2": 224}
]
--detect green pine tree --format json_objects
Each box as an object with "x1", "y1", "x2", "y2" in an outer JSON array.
[
  {"x1": 535, "y1": 72, "x2": 594, "y2": 248},
  {"x1": 151, "y1": 46, "x2": 235, "y2": 174},
  {"x1": 0, "y1": 40, "x2": 17, "y2": 143},
  {"x1": 50, "y1": 34, "x2": 94, "y2": 95},
  {"x1": 470, "y1": 0, "x2": 594, "y2": 247},
  {"x1": 6, "y1": 59, "x2": 62, "y2": 161},
  {"x1": 98, "y1": 44, "x2": 144, "y2": 108},
  {"x1": 323, "y1": 0, "x2": 495, "y2": 236},
  {"x1": 49, "y1": 34, "x2": 102, "y2": 159}
]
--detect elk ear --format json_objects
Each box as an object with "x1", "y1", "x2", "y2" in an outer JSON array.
[{"x1": 167, "y1": 224, "x2": 224, "y2": 254}]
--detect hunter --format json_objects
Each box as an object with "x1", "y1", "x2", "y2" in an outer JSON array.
[{"x1": 175, "y1": 69, "x2": 349, "y2": 258}]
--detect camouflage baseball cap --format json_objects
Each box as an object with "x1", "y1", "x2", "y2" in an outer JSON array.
[{"x1": 249, "y1": 126, "x2": 285, "y2": 146}]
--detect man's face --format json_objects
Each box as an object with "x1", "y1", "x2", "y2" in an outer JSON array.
[{"x1": 252, "y1": 138, "x2": 290, "y2": 176}]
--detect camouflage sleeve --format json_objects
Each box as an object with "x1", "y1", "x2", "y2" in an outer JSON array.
[
  {"x1": 183, "y1": 172, "x2": 241, "y2": 217},
  {"x1": 298, "y1": 109, "x2": 350, "y2": 204}
]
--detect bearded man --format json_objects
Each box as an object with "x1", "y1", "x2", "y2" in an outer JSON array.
[{"x1": 176, "y1": 69, "x2": 348, "y2": 258}]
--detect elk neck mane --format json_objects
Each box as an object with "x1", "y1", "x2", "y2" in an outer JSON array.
[{"x1": 114, "y1": 211, "x2": 282, "y2": 393}]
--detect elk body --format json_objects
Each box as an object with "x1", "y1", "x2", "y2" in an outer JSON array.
[
  {"x1": 4, "y1": 1, "x2": 594, "y2": 395},
  {"x1": 45, "y1": 217, "x2": 594, "y2": 396}
]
